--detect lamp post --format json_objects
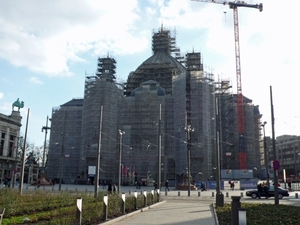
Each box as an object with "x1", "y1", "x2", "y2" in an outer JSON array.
[
  {"x1": 184, "y1": 124, "x2": 194, "y2": 197},
  {"x1": 12, "y1": 136, "x2": 23, "y2": 188},
  {"x1": 261, "y1": 121, "x2": 269, "y2": 185},
  {"x1": 118, "y1": 129, "x2": 125, "y2": 194},
  {"x1": 41, "y1": 116, "x2": 51, "y2": 168},
  {"x1": 197, "y1": 172, "x2": 203, "y2": 186},
  {"x1": 215, "y1": 96, "x2": 224, "y2": 207},
  {"x1": 157, "y1": 104, "x2": 162, "y2": 191},
  {"x1": 59, "y1": 132, "x2": 67, "y2": 191}
]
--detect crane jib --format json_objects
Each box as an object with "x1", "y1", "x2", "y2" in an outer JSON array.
[{"x1": 229, "y1": 2, "x2": 263, "y2": 12}]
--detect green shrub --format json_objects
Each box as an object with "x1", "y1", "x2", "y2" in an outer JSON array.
[{"x1": 216, "y1": 203, "x2": 300, "y2": 225}]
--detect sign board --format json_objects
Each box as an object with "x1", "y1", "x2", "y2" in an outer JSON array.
[
  {"x1": 273, "y1": 160, "x2": 280, "y2": 170},
  {"x1": 88, "y1": 166, "x2": 96, "y2": 175}
]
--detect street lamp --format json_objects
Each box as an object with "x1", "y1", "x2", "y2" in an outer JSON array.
[
  {"x1": 41, "y1": 116, "x2": 51, "y2": 168},
  {"x1": 12, "y1": 136, "x2": 23, "y2": 188},
  {"x1": 184, "y1": 124, "x2": 194, "y2": 197},
  {"x1": 215, "y1": 95, "x2": 224, "y2": 207},
  {"x1": 118, "y1": 129, "x2": 125, "y2": 194},
  {"x1": 261, "y1": 121, "x2": 269, "y2": 186},
  {"x1": 59, "y1": 132, "x2": 67, "y2": 191},
  {"x1": 197, "y1": 172, "x2": 203, "y2": 181}
]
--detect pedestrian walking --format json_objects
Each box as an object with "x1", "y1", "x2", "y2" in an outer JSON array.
[
  {"x1": 201, "y1": 182, "x2": 207, "y2": 191},
  {"x1": 230, "y1": 182, "x2": 235, "y2": 191},
  {"x1": 165, "y1": 180, "x2": 169, "y2": 192}
]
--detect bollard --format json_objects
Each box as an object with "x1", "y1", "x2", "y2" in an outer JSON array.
[
  {"x1": 240, "y1": 192, "x2": 243, "y2": 197},
  {"x1": 212, "y1": 192, "x2": 215, "y2": 197},
  {"x1": 134, "y1": 191, "x2": 137, "y2": 209},
  {"x1": 198, "y1": 191, "x2": 201, "y2": 197},
  {"x1": 143, "y1": 190, "x2": 147, "y2": 207},
  {"x1": 122, "y1": 193, "x2": 126, "y2": 215},
  {"x1": 178, "y1": 191, "x2": 180, "y2": 196},
  {"x1": 103, "y1": 195, "x2": 108, "y2": 221},
  {"x1": 231, "y1": 196, "x2": 241, "y2": 225},
  {"x1": 239, "y1": 208, "x2": 246, "y2": 225},
  {"x1": 226, "y1": 192, "x2": 229, "y2": 197},
  {"x1": 296, "y1": 193, "x2": 298, "y2": 198},
  {"x1": 151, "y1": 190, "x2": 154, "y2": 204},
  {"x1": 76, "y1": 197, "x2": 82, "y2": 225}
]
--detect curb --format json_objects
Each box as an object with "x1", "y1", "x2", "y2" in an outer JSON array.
[
  {"x1": 210, "y1": 203, "x2": 219, "y2": 225},
  {"x1": 100, "y1": 201, "x2": 166, "y2": 225}
]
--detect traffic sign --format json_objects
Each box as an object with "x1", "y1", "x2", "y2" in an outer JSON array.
[{"x1": 273, "y1": 160, "x2": 280, "y2": 170}]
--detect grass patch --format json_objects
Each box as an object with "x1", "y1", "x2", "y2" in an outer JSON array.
[{"x1": 0, "y1": 188, "x2": 160, "y2": 224}]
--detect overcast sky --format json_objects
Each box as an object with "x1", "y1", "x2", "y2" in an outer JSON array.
[{"x1": 0, "y1": 0, "x2": 299, "y2": 147}]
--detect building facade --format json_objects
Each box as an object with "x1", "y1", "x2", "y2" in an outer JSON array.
[
  {"x1": 0, "y1": 110, "x2": 22, "y2": 184},
  {"x1": 47, "y1": 27, "x2": 263, "y2": 185}
]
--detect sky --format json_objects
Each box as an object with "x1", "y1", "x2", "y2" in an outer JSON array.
[{"x1": 0, "y1": 0, "x2": 300, "y2": 148}]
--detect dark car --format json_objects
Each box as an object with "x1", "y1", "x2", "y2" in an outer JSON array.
[{"x1": 246, "y1": 186, "x2": 289, "y2": 199}]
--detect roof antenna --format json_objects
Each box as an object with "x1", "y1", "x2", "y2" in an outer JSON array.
[{"x1": 161, "y1": 22, "x2": 164, "y2": 32}]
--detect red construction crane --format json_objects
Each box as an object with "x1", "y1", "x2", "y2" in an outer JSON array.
[{"x1": 192, "y1": 0, "x2": 263, "y2": 169}]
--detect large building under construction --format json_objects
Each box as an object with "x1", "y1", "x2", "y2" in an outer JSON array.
[{"x1": 47, "y1": 27, "x2": 263, "y2": 185}]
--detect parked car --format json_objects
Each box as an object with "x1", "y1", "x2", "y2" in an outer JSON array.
[{"x1": 246, "y1": 186, "x2": 289, "y2": 199}]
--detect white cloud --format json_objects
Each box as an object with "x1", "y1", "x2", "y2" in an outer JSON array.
[
  {"x1": 29, "y1": 77, "x2": 43, "y2": 84},
  {"x1": 0, "y1": 0, "x2": 147, "y2": 76},
  {"x1": 0, "y1": 92, "x2": 3, "y2": 99}
]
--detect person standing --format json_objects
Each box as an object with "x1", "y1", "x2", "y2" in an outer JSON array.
[
  {"x1": 113, "y1": 184, "x2": 117, "y2": 194},
  {"x1": 165, "y1": 180, "x2": 169, "y2": 192},
  {"x1": 108, "y1": 182, "x2": 112, "y2": 194},
  {"x1": 257, "y1": 183, "x2": 262, "y2": 199},
  {"x1": 288, "y1": 180, "x2": 292, "y2": 191},
  {"x1": 263, "y1": 183, "x2": 269, "y2": 199}
]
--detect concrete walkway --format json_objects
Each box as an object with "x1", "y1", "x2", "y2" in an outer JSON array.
[
  {"x1": 102, "y1": 199, "x2": 217, "y2": 225},
  {"x1": 101, "y1": 190, "x2": 220, "y2": 225}
]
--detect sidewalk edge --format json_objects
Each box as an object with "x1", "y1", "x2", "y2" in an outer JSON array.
[{"x1": 100, "y1": 201, "x2": 166, "y2": 225}]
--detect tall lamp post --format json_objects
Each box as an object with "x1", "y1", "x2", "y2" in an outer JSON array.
[
  {"x1": 59, "y1": 132, "x2": 67, "y2": 191},
  {"x1": 184, "y1": 124, "x2": 194, "y2": 197},
  {"x1": 157, "y1": 104, "x2": 162, "y2": 191},
  {"x1": 41, "y1": 116, "x2": 51, "y2": 168},
  {"x1": 261, "y1": 121, "x2": 269, "y2": 185},
  {"x1": 215, "y1": 96, "x2": 224, "y2": 207},
  {"x1": 118, "y1": 129, "x2": 125, "y2": 194},
  {"x1": 12, "y1": 136, "x2": 23, "y2": 188}
]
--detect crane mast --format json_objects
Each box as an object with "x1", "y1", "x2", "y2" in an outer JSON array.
[{"x1": 192, "y1": 0, "x2": 263, "y2": 169}]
